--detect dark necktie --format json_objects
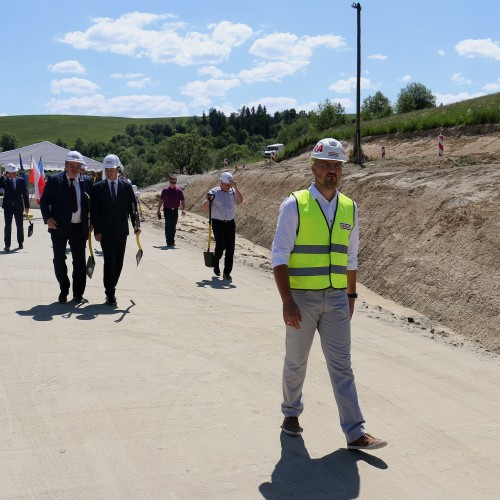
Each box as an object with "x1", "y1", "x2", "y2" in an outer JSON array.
[
  {"x1": 111, "y1": 181, "x2": 117, "y2": 202},
  {"x1": 70, "y1": 179, "x2": 78, "y2": 213}
]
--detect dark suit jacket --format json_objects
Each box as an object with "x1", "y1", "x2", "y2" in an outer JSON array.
[
  {"x1": 40, "y1": 172, "x2": 94, "y2": 239},
  {"x1": 0, "y1": 175, "x2": 29, "y2": 211},
  {"x1": 91, "y1": 178, "x2": 139, "y2": 237}
]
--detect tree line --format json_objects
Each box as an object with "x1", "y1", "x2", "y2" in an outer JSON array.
[{"x1": 1, "y1": 82, "x2": 436, "y2": 187}]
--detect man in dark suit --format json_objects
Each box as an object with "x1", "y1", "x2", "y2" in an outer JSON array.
[
  {"x1": 0, "y1": 163, "x2": 30, "y2": 252},
  {"x1": 40, "y1": 151, "x2": 94, "y2": 303},
  {"x1": 91, "y1": 154, "x2": 140, "y2": 306}
]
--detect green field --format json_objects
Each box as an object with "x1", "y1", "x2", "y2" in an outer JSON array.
[
  {"x1": 1, "y1": 92, "x2": 498, "y2": 151},
  {"x1": 0, "y1": 115, "x2": 183, "y2": 146}
]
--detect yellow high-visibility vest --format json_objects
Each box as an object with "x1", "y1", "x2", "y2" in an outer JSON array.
[{"x1": 288, "y1": 189, "x2": 354, "y2": 289}]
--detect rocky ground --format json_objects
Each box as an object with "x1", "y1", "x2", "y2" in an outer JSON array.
[{"x1": 139, "y1": 125, "x2": 500, "y2": 354}]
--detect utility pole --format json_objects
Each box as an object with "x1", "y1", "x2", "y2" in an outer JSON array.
[{"x1": 352, "y1": 2, "x2": 362, "y2": 165}]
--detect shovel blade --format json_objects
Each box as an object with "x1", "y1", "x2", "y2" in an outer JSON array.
[
  {"x1": 86, "y1": 256, "x2": 95, "y2": 278},
  {"x1": 136, "y1": 249, "x2": 143, "y2": 266},
  {"x1": 204, "y1": 251, "x2": 215, "y2": 268},
  {"x1": 28, "y1": 223, "x2": 34, "y2": 238}
]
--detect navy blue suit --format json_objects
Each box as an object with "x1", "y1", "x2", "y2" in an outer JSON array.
[
  {"x1": 0, "y1": 175, "x2": 29, "y2": 249},
  {"x1": 91, "y1": 178, "x2": 139, "y2": 299},
  {"x1": 40, "y1": 172, "x2": 94, "y2": 298}
]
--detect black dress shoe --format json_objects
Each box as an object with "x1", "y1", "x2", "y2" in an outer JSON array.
[
  {"x1": 18, "y1": 244, "x2": 23, "y2": 249},
  {"x1": 3, "y1": 247, "x2": 10, "y2": 252},
  {"x1": 58, "y1": 292, "x2": 68, "y2": 304},
  {"x1": 223, "y1": 274, "x2": 232, "y2": 282},
  {"x1": 72, "y1": 295, "x2": 84, "y2": 302},
  {"x1": 105, "y1": 295, "x2": 117, "y2": 306}
]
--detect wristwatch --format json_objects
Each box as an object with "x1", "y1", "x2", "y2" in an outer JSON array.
[{"x1": 347, "y1": 292, "x2": 358, "y2": 299}]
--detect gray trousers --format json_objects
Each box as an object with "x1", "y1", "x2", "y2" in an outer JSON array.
[{"x1": 281, "y1": 288, "x2": 366, "y2": 442}]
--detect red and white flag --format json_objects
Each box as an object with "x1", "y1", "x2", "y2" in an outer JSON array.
[{"x1": 31, "y1": 156, "x2": 46, "y2": 204}]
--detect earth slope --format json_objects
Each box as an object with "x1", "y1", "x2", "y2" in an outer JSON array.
[{"x1": 142, "y1": 126, "x2": 500, "y2": 353}]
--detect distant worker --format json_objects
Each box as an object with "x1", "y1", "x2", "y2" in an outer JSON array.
[
  {"x1": 91, "y1": 154, "x2": 140, "y2": 306},
  {"x1": 156, "y1": 174, "x2": 185, "y2": 247},
  {"x1": 40, "y1": 151, "x2": 94, "y2": 303},
  {"x1": 0, "y1": 163, "x2": 29, "y2": 252},
  {"x1": 271, "y1": 138, "x2": 387, "y2": 450},
  {"x1": 203, "y1": 172, "x2": 243, "y2": 282}
]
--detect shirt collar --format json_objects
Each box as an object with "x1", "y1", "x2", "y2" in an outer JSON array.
[{"x1": 309, "y1": 183, "x2": 338, "y2": 204}]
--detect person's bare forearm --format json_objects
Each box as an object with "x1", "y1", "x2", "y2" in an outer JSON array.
[{"x1": 347, "y1": 269, "x2": 357, "y2": 294}]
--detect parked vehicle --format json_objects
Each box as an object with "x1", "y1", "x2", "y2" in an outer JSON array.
[{"x1": 263, "y1": 143, "x2": 285, "y2": 158}]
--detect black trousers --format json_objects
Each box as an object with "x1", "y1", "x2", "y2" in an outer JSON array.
[
  {"x1": 3, "y1": 207, "x2": 24, "y2": 248},
  {"x1": 101, "y1": 233, "x2": 127, "y2": 297},
  {"x1": 211, "y1": 219, "x2": 236, "y2": 275},
  {"x1": 50, "y1": 224, "x2": 86, "y2": 296},
  {"x1": 163, "y1": 207, "x2": 179, "y2": 245}
]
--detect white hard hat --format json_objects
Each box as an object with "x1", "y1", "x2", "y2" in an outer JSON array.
[
  {"x1": 5, "y1": 163, "x2": 19, "y2": 173},
  {"x1": 103, "y1": 154, "x2": 122, "y2": 169},
  {"x1": 220, "y1": 171, "x2": 234, "y2": 184},
  {"x1": 310, "y1": 138, "x2": 347, "y2": 162},
  {"x1": 66, "y1": 151, "x2": 84, "y2": 164}
]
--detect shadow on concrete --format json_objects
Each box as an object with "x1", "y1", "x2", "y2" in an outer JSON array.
[
  {"x1": 259, "y1": 433, "x2": 388, "y2": 500},
  {"x1": 195, "y1": 277, "x2": 236, "y2": 289},
  {"x1": 16, "y1": 299, "x2": 136, "y2": 323},
  {"x1": 153, "y1": 245, "x2": 177, "y2": 251}
]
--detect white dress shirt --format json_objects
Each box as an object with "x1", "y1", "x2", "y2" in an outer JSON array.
[
  {"x1": 271, "y1": 183, "x2": 359, "y2": 270},
  {"x1": 67, "y1": 174, "x2": 82, "y2": 223}
]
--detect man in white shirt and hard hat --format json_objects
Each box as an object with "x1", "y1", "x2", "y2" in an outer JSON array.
[
  {"x1": 271, "y1": 138, "x2": 387, "y2": 451},
  {"x1": 203, "y1": 171, "x2": 243, "y2": 282}
]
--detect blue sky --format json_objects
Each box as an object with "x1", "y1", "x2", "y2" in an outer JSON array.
[{"x1": 1, "y1": 0, "x2": 499, "y2": 118}]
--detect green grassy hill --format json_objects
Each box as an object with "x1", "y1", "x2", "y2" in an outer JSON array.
[
  {"x1": 1, "y1": 93, "x2": 498, "y2": 152},
  {"x1": 0, "y1": 115, "x2": 181, "y2": 146}
]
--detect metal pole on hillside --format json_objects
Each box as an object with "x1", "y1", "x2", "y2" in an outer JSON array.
[{"x1": 352, "y1": 2, "x2": 362, "y2": 165}]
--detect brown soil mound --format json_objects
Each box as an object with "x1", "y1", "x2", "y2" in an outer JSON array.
[{"x1": 143, "y1": 126, "x2": 500, "y2": 353}]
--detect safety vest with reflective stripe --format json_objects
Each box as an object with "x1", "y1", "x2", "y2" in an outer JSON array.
[{"x1": 288, "y1": 189, "x2": 354, "y2": 290}]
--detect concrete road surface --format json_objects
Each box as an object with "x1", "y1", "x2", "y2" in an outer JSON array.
[{"x1": 1, "y1": 208, "x2": 499, "y2": 499}]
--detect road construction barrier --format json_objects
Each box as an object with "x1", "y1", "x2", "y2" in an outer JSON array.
[{"x1": 438, "y1": 134, "x2": 445, "y2": 156}]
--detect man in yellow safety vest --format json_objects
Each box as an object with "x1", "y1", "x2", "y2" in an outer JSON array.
[{"x1": 271, "y1": 137, "x2": 387, "y2": 451}]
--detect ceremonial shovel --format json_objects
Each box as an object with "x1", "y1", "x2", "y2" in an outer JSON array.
[
  {"x1": 204, "y1": 194, "x2": 216, "y2": 267},
  {"x1": 85, "y1": 194, "x2": 95, "y2": 278},
  {"x1": 133, "y1": 203, "x2": 143, "y2": 265}
]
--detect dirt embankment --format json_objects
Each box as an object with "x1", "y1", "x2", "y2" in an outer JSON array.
[{"x1": 143, "y1": 127, "x2": 500, "y2": 353}]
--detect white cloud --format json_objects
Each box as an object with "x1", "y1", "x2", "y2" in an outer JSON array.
[
  {"x1": 437, "y1": 50, "x2": 445, "y2": 57},
  {"x1": 47, "y1": 94, "x2": 190, "y2": 118},
  {"x1": 50, "y1": 78, "x2": 99, "y2": 95},
  {"x1": 238, "y1": 60, "x2": 309, "y2": 83},
  {"x1": 127, "y1": 78, "x2": 153, "y2": 89},
  {"x1": 331, "y1": 98, "x2": 354, "y2": 111},
  {"x1": 435, "y1": 91, "x2": 486, "y2": 106},
  {"x1": 244, "y1": 96, "x2": 318, "y2": 114},
  {"x1": 198, "y1": 66, "x2": 225, "y2": 78},
  {"x1": 455, "y1": 38, "x2": 500, "y2": 60},
  {"x1": 399, "y1": 75, "x2": 412, "y2": 82},
  {"x1": 58, "y1": 13, "x2": 253, "y2": 66},
  {"x1": 368, "y1": 54, "x2": 387, "y2": 60},
  {"x1": 483, "y1": 78, "x2": 500, "y2": 92},
  {"x1": 328, "y1": 77, "x2": 372, "y2": 93},
  {"x1": 249, "y1": 33, "x2": 345, "y2": 61},
  {"x1": 111, "y1": 73, "x2": 145, "y2": 79},
  {"x1": 48, "y1": 60, "x2": 86, "y2": 74},
  {"x1": 451, "y1": 72, "x2": 472, "y2": 85},
  {"x1": 181, "y1": 78, "x2": 240, "y2": 98}
]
